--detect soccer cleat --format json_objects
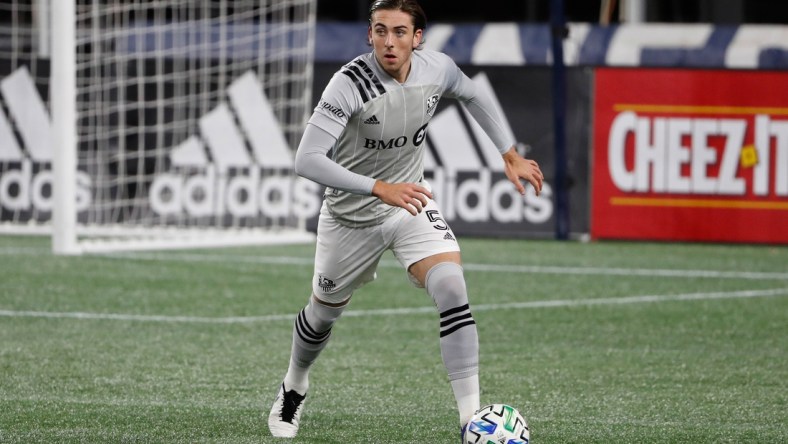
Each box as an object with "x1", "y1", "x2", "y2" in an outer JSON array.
[{"x1": 267, "y1": 383, "x2": 307, "y2": 438}]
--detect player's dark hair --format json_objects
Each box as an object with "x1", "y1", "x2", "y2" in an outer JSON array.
[{"x1": 368, "y1": 0, "x2": 427, "y2": 49}]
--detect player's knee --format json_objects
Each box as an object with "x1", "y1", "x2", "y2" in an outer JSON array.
[
  {"x1": 308, "y1": 294, "x2": 348, "y2": 330},
  {"x1": 425, "y1": 263, "x2": 479, "y2": 380},
  {"x1": 294, "y1": 294, "x2": 349, "y2": 349},
  {"x1": 425, "y1": 262, "x2": 468, "y2": 312}
]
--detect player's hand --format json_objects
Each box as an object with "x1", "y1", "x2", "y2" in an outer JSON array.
[
  {"x1": 371, "y1": 181, "x2": 432, "y2": 216},
  {"x1": 502, "y1": 147, "x2": 543, "y2": 196}
]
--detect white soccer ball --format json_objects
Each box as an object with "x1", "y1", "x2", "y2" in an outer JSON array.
[{"x1": 463, "y1": 403, "x2": 530, "y2": 444}]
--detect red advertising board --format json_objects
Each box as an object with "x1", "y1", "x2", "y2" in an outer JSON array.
[{"x1": 592, "y1": 68, "x2": 788, "y2": 244}]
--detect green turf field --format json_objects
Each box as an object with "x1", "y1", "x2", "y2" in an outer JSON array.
[{"x1": 1, "y1": 235, "x2": 786, "y2": 443}]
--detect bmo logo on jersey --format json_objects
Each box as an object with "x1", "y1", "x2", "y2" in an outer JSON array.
[
  {"x1": 363, "y1": 136, "x2": 407, "y2": 150},
  {"x1": 362, "y1": 123, "x2": 429, "y2": 150}
]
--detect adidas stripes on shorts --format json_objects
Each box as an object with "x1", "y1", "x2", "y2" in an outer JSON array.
[{"x1": 311, "y1": 199, "x2": 460, "y2": 304}]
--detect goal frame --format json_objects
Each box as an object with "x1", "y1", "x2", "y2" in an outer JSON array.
[
  {"x1": 41, "y1": 1, "x2": 318, "y2": 255},
  {"x1": 51, "y1": 0, "x2": 78, "y2": 254}
]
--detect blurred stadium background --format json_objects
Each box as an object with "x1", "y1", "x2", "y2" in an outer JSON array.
[
  {"x1": 1, "y1": 0, "x2": 786, "y2": 249},
  {"x1": 0, "y1": 1, "x2": 786, "y2": 443},
  {"x1": 320, "y1": 0, "x2": 788, "y2": 23}
]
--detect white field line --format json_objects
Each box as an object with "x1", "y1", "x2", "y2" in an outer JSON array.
[
  {"x1": 461, "y1": 263, "x2": 788, "y2": 280},
  {"x1": 3, "y1": 247, "x2": 787, "y2": 280},
  {"x1": 97, "y1": 251, "x2": 788, "y2": 281},
  {"x1": 0, "y1": 287, "x2": 785, "y2": 324}
]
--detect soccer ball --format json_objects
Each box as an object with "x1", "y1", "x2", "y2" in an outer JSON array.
[{"x1": 463, "y1": 404, "x2": 530, "y2": 444}]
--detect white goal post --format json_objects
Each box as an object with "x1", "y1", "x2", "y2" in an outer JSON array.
[{"x1": 0, "y1": 0, "x2": 319, "y2": 254}]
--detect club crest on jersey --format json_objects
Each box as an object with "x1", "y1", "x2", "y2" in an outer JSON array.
[{"x1": 426, "y1": 94, "x2": 440, "y2": 117}]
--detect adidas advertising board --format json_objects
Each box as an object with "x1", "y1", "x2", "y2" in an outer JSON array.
[
  {"x1": 146, "y1": 72, "x2": 322, "y2": 221},
  {"x1": 0, "y1": 66, "x2": 322, "y2": 225},
  {"x1": 0, "y1": 66, "x2": 92, "y2": 218},
  {"x1": 422, "y1": 73, "x2": 555, "y2": 228},
  {"x1": 1, "y1": 62, "x2": 592, "y2": 238},
  {"x1": 419, "y1": 66, "x2": 592, "y2": 238}
]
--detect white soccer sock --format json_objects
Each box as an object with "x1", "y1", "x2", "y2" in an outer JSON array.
[
  {"x1": 284, "y1": 360, "x2": 310, "y2": 395},
  {"x1": 424, "y1": 262, "x2": 481, "y2": 426},
  {"x1": 284, "y1": 295, "x2": 346, "y2": 395},
  {"x1": 452, "y1": 374, "x2": 480, "y2": 426}
]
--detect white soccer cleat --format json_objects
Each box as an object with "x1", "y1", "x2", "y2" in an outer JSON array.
[{"x1": 267, "y1": 383, "x2": 307, "y2": 438}]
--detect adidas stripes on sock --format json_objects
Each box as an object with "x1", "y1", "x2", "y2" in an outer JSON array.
[
  {"x1": 424, "y1": 262, "x2": 480, "y2": 425},
  {"x1": 284, "y1": 295, "x2": 346, "y2": 394}
]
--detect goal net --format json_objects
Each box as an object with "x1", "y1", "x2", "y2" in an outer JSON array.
[{"x1": 0, "y1": 0, "x2": 319, "y2": 254}]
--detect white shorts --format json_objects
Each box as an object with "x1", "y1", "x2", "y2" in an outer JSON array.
[{"x1": 311, "y1": 199, "x2": 460, "y2": 304}]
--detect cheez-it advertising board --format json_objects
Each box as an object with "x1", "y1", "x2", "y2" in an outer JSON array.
[{"x1": 592, "y1": 68, "x2": 788, "y2": 244}]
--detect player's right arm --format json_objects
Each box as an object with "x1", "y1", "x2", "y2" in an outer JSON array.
[{"x1": 294, "y1": 123, "x2": 376, "y2": 194}]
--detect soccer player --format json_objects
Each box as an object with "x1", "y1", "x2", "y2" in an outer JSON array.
[{"x1": 267, "y1": 0, "x2": 543, "y2": 438}]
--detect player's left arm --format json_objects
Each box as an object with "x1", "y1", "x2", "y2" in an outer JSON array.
[{"x1": 447, "y1": 66, "x2": 543, "y2": 196}]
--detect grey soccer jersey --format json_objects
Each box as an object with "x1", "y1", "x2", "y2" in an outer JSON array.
[{"x1": 307, "y1": 49, "x2": 513, "y2": 227}]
